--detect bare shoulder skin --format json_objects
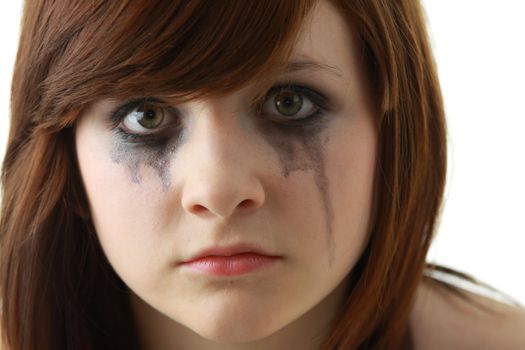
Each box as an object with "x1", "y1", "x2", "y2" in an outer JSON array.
[{"x1": 410, "y1": 279, "x2": 525, "y2": 350}]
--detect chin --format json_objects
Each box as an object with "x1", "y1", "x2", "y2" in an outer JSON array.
[
  {"x1": 183, "y1": 303, "x2": 288, "y2": 344},
  {"x1": 195, "y1": 326, "x2": 271, "y2": 344}
]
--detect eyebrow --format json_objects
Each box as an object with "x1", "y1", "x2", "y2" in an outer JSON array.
[{"x1": 284, "y1": 59, "x2": 344, "y2": 79}]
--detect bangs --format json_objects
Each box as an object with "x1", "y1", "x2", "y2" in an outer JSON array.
[{"x1": 33, "y1": 0, "x2": 318, "y2": 125}]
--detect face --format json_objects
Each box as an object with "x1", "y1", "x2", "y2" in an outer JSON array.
[{"x1": 75, "y1": 0, "x2": 377, "y2": 347}]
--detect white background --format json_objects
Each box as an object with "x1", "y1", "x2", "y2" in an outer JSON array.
[{"x1": 0, "y1": 1, "x2": 524, "y2": 304}]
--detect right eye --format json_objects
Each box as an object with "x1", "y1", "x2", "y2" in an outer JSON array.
[
  {"x1": 109, "y1": 98, "x2": 181, "y2": 141},
  {"x1": 121, "y1": 102, "x2": 167, "y2": 133}
]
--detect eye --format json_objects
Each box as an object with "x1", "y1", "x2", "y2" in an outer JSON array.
[
  {"x1": 259, "y1": 84, "x2": 329, "y2": 123},
  {"x1": 121, "y1": 102, "x2": 167, "y2": 133},
  {"x1": 108, "y1": 98, "x2": 181, "y2": 142}
]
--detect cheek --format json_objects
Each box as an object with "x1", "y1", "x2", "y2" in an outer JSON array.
[
  {"x1": 328, "y1": 115, "x2": 377, "y2": 270},
  {"x1": 75, "y1": 126, "x2": 171, "y2": 286}
]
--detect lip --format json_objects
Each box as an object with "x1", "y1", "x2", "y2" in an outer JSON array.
[{"x1": 178, "y1": 243, "x2": 282, "y2": 276}]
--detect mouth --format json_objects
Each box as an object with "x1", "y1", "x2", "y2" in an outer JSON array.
[{"x1": 178, "y1": 243, "x2": 283, "y2": 276}]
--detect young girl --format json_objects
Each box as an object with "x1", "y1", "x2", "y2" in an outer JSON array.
[{"x1": 1, "y1": 0, "x2": 524, "y2": 349}]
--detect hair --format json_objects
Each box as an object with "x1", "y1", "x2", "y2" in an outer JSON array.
[{"x1": 0, "y1": 1, "x2": 520, "y2": 350}]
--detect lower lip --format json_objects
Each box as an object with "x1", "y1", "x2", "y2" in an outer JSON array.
[{"x1": 181, "y1": 253, "x2": 281, "y2": 276}]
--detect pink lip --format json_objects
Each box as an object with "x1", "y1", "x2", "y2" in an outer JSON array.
[{"x1": 178, "y1": 243, "x2": 282, "y2": 276}]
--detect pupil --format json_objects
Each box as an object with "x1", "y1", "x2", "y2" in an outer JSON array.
[
  {"x1": 145, "y1": 109, "x2": 156, "y2": 120},
  {"x1": 275, "y1": 91, "x2": 302, "y2": 116},
  {"x1": 137, "y1": 104, "x2": 163, "y2": 129}
]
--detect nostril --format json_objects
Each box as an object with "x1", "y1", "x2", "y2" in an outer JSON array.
[
  {"x1": 191, "y1": 204, "x2": 209, "y2": 215},
  {"x1": 188, "y1": 199, "x2": 258, "y2": 217},
  {"x1": 182, "y1": 182, "x2": 265, "y2": 218},
  {"x1": 238, "y1": 199, "x2": 257, "y2": 210}
]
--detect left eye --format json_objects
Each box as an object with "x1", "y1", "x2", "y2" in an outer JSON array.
[{"x1": 259, "y1": 85, "x2": 327, "y2": 122}]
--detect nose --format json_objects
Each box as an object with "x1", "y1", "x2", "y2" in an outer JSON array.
[{"x1": 179, "y1": 103, "x2": 266, "y2": 220}]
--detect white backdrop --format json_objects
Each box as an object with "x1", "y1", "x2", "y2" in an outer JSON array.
[
  {"x1": 0, "y1": 1, "x2": 524, "y2": 304},
  {"x1": 421, "y1": 0, "x2": 525, "y2": 305}
]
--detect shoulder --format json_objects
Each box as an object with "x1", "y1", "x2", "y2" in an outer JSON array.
[{"x1": 410, "y1": 278, "x2": 525, "y2": 350}]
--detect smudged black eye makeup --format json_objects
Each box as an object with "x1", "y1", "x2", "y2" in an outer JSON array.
[
  {"x1": 104, "y1": 82, "x2": 336, "y2": 256},
  {"x1": 255, "y1": 83, "x2": 332, "y2": 125},
  {"x1": 107, "y1": 97, "x2": 182, "y2": 144},
  {"x1": 106, "y1": 82, "x2": 334, "y2": 143}
]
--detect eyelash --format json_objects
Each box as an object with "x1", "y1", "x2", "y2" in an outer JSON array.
[
  {"x1": 256, "y1": 84, "x2": 330, "y2": 124},
  {"x1": 107, "y1": 97, "x2": 177, "y2": 143},
  {"x1": 108, "y1": 83, "x2": 332, "y2": 142}
]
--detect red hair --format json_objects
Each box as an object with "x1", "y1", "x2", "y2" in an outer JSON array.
[{"x1": 1, "y1": 1, "x2": 512, "y2": 349}]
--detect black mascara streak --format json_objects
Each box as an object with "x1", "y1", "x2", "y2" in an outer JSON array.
[
  {"x1": 109, "y1": 117, "x2": 336, "y2": 266},
  {"x1": 110, "y1": 134, "x2": 185, "y2": 192},
  {"x1": 261, "y1": 122, "x2": 335, "y2": 267}
]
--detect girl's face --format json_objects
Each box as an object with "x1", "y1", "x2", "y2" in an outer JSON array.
[{"x1": 76, "y1": 0, "x2": 377, "y2": 347}]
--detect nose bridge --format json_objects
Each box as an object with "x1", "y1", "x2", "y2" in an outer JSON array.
[
  {"x1": 178, "y1": 100, "x2": 266, "y2": 219},
  {"x1": 190, "y1": 99, "x2": 251, "y2": 166}
]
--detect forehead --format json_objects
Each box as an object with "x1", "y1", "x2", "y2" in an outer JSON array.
[{"x1": 290, "y1": 0, "x2": 356, "y2": 82}]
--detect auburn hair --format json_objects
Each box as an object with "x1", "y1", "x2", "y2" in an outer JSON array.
[{"x1": 1, "y1": 1, "x2": 517, "y2": 349}]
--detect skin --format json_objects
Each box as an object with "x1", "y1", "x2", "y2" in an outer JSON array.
[
  {"x1": 75, "y1": 1, "x2": 378, "y2": 349},
  {"x1": 411, "y1": 279, "x2": 525, "y2": 350},
  {"x1": 62, "y1": 0, "x2": 525, "y2": 349}
]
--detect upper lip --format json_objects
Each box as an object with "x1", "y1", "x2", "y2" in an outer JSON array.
[{"x1": 180, "y1": 243, "x2": 281, "y2": 264}]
